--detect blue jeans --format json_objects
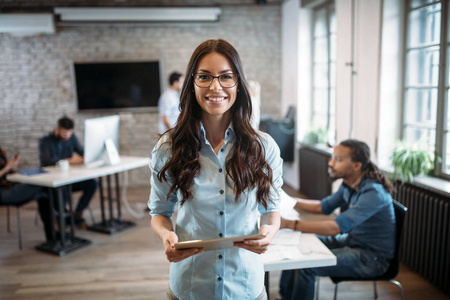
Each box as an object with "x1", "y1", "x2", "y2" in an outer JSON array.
[
  {"x1": 1, "y1": 184, "x2": 53, "y2": 240},
  {"x1": 71, "y1": 179, "x2": 98, "y2": 213},
  {"x1": 56, "y1": 179, "x2": 98, "y2": 214},
  {"x1": 279, "y1": 234, "x2": 390, "y2": 300}
]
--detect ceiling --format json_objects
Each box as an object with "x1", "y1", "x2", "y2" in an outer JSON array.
[{"x1": 0, "y1": 0, "x2": 286, "y2": 12}]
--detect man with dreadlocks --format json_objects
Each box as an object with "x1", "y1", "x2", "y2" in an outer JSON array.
[{"x1": 278, "y1": 139, "x2": 396, "y2": 300}]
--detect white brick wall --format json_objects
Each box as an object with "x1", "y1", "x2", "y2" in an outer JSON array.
[{"x1": 0, "y1": 6, "x2": 281, "y2": 186}]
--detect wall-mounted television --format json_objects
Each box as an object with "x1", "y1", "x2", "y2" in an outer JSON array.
[{"x1": 72, "y1": 60, "x2": 161, "y2": 113}]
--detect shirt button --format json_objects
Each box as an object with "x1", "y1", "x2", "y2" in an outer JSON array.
[
  {"x1": 218, "y1": 255, "x2": 223, "y2": 259},
  {"x1": 227, "y1": 132, "x2": 230, "y2": 135},
  {"x1": 219, "y1": 168, "x2": 223, "y2": 172},
  {"x1": 221, "y1": 148, "x2": 225, "y2": 152},
  {"x1": 219, "y1": 211, "x2": 224, "y2": 216},
  {"x1": 219, "y1": 233, "x2": 223, "y2": 237},
  {"x1": 220, "y1": 190, "x2": 224, "y2": 194},
  {"x1": 218, "y1": 277, "x2": 222, "y2": 281}
]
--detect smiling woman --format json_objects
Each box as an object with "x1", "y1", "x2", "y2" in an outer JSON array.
[
  {"x1": 193, "y1": 52, "x2": 238, "y2": 122},
  {"x1": 148, "y1": 39, "x2": 284, "y2": 300}
]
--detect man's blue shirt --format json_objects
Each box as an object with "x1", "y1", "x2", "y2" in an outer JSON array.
[
  {"x1": 321, "y1": 177, "x2": 396, "y2": 259},
  {"x1": 149, "y1": 124, "x2": 283, "y2": 300},
  {"x1": 38, "y1": 132, "x2": 84, "y2": 167}
]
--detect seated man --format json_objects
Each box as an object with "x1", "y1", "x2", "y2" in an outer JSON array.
[
  {"x1": 279, "y1": 139, "x2": 396, "y2": 300},
  {"x1": 0, "y1": 147, "x2": 52, "y2": 241},
  {"x1": 38, "y1": 116, "x2": 97, "y2": 227}
]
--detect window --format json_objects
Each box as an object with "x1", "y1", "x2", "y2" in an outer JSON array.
[
  {"x1": 403, "y1": 0, "x2": 450, "y2": 177},
  {"x1": 311, "y1": 3, "x2": 336, "y2": 145}
]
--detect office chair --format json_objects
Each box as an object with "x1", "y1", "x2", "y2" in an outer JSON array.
[
  {"x1": 317, "y1": 200, "x2": 407, "y2": 300},
  {"x1": 5, "y1": 204, "x2": 26, "y2": 250},
  {"x1": 259, "y1": 106, "x2": 296, "y2": 162}
]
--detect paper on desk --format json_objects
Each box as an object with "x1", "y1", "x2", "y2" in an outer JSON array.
[
  {"x1": 263, "y1": 229, "x2": 303, "y2": 263},
  {"x1": 280, "y1": 190, "x2": 298, "y2": 211},
  {"x1": 272, "y1": 228, "x2": 302, "y2": 245}
]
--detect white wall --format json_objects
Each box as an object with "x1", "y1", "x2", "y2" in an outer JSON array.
[
  {"x1": 281, "y1": 0, "x2": 301, "y2": 189},
  {"x1": 378, "y1": 0, "x2": 404, "y2": 169},
  {"x1": 335, "y1": 0, "x2": 383, "y2": 157}
]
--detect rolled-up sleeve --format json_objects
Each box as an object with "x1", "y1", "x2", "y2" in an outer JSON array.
[
  {"x1": 321, "y1": 185, "x2": 346, "y2": 215},
  {"x1": 148, "y1": 140, "x2": 177, "y2": 218},
  {"x1": 258, "y1": 133, "x2": 284, "y2": 215}
]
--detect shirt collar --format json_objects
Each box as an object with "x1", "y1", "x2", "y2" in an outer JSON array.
[
  {"x1": 343, "y1": 174, "x2": 366, "y2": 192},
  {"x1": 199, "y1": 122, "x2": 235, "y2": 143}
]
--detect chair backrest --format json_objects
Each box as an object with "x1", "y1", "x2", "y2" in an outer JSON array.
[
  {"x1": 285, "y1": 106, "x2": 296, "y2": 122},
  {"x1": 383, "y1": 199, "x2": 407, "y2": 279}
]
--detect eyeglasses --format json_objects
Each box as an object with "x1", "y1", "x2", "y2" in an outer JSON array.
[{"x1": 193, "y1": 73, "x2": 238, "y2": 88}]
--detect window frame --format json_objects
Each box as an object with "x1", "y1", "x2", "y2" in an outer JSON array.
[{"x1": 401, "y1": 0, "x2": 450, "y2": 179}]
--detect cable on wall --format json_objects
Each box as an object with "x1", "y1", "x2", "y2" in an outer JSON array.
[{"x1": 121, "y1": 170, "x2": 147, "y2": 219}]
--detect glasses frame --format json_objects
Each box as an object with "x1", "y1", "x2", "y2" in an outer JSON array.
[{"x1": 192, "y1": 72, "x2": 239, "y2": 88}]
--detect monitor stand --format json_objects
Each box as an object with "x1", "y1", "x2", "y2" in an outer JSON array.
[
  {"x1": 105, "y1": 138, "x2": 121, "y2": 165},
  {"x1": 84, "y1": 139, "x2": 121, "y2": 169}
]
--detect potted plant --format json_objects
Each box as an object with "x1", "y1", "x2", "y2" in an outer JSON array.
[
  {"x1": 303, "y1": 127, "x2": 328, "y2": 145},
  {"x1": 390, "y1": 140, "x2": 434, "y2": 183}
]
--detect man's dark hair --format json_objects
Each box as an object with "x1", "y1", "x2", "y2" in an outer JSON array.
[
  {"x1": 169, "y1": 72, "x2": 182, "y2": 86},
  {"x1": 340, "y1": 139, "x2": 395, "y2": 194},
  {"x1": 57, "y1": 116, "x2": 74, "y2": 130}
]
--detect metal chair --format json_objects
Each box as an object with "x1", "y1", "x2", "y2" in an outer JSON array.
[
  {"x1": 323, "y1": 200, "x2": 407, "y2": 300},
  {"x1": 5, "y1": 204, "x2": 26, "y2": 250}
]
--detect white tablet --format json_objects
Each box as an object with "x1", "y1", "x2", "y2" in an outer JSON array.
[{"x1": 174, "y1": 233, "x2": 266, "y2": 251}]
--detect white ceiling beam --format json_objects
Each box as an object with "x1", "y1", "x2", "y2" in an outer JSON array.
[
  {"x1": 0, "y1": 14, "x2": 55, "y2": 35},
  {"x1": 54, "y1": 7, "x2": 222, "y2": 22}
]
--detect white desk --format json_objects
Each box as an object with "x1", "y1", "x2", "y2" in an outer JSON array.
[
  {"x1": 7, "y1": 156, "x2": 150, "y2": 256},
  {"x1": 7, "y1": 156, "x2": 150, "y2": 188},
  {"x1": 261, "y1": 191, "x2": 337, "y2": 295},
  {"x1": 263, "y1": 232, "x2": 336, "y2": 272}
]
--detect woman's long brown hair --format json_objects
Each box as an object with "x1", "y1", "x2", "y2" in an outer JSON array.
[{"x1": 157, "y1": 39, "x2": 274, "y2": 209}]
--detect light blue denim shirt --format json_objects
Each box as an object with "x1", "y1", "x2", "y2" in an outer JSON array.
[{"x1": 149, "y1": 123, "x2": 283, "y2": 300}]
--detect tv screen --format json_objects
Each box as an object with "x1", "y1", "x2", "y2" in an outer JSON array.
[{"x1": 73, "y1": 61, "x2": 161, "y2": 112}]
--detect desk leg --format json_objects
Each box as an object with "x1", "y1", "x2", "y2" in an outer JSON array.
[
  {"x1": 35, "y1": 186, "x2": 91, "y2": 256},
  {"x1": 107, "y1": 175, "x2": 114, "y2": 222},
  {"x1": 98, "y1": 177, "x2": 106, "y2": 225},
  {"x1": 88, "y1": 173, "x2": 135, "y2": 234},
  {"x1": 265, "y1": 271, "x2": 270, "y2": 298},
  {"x1": 48, "y1": 187, "x2": 56, "y2": 241},
  {"x1": 115, "y1": 173, "x2": 122, "y2": 222}
]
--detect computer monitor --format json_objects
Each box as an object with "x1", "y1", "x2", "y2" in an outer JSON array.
[{"x1": 84, "y1": 115, "x2": 120, "y2": 167}]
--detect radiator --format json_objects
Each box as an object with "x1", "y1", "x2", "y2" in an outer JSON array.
[{"x1": 393, "y1": 182, "x2": 450, "y2": 296}]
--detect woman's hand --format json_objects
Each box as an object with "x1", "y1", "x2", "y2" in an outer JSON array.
[
  {"x1": 233, "y1": 224, "x2": 278, "y2": 254},
  {"x1": 5, "y1": 155, "x2": 20, "y2": 172},
  {"x1": 234, "y1": 211, "x2": 281, "y2": 254},
  {"x1": 162, "y1": 231, "x2": 204, "y2": 262}
]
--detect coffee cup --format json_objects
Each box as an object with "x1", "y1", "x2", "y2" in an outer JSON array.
[{"x1": 56, "y1": 159, "x2": 70, "y2": 172}]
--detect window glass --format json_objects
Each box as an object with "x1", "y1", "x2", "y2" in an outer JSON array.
[
  {"x1": 314, "y1": 9, "x2": 327, "y2": 38},
  {"x1": 444, "y1": 132, "x2": 450, "y2": 173},
  {"x1": 403, "y1": 127, "x2": 436, "y2": 153},
  {"x1": 314, "y1": 37, "x2": 329, "y2": 64},
  {"x1": 406, "y1": 47, "x2": 440, "y2": 87},
  {"x1": 410, "y1": 0, "x2": 440, "y2": 10},
  {"x1": 447, "y1": 89, "x2": 450, "y2": 130},
  {"x1": 330, "y1": 64, "x2": 336, "y2": 89},
  {"x1": 404, "y1": 88, "x2": 438, "y2": 127},
  {"x1": 408, "y1": 3, "x2": 441, "y2": 48},
  {"x1": 313, "y1": 64, "x2": 329, "y2": 88},
  {"x1": 311, "y1": 4, "x2": 336, "y2": 145}
]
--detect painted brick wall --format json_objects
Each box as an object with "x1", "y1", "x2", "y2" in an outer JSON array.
[{"x1": 0, "y1": 6, "x2": 282, "y2": 186}]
